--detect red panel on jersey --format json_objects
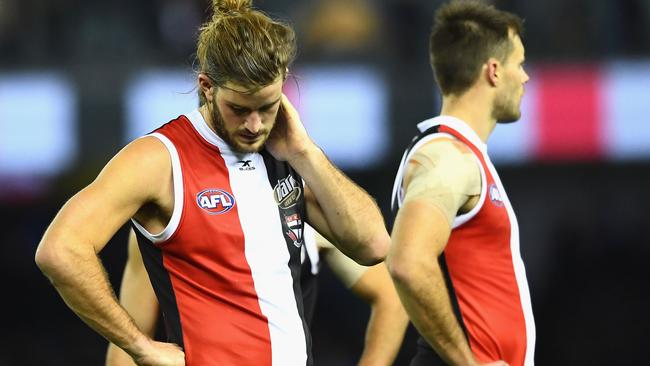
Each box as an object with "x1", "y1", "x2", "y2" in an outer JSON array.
[
  {"x1": 438, "y1": 125, "x2": 529, "y2": 366},
  {"x1": 155, "y1": 117, "x2": 272, "y2": 365}
]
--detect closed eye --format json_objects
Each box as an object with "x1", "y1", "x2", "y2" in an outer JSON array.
[
  {"x1": 229, "y1": 105, "x2": 249, "y2": 115},
  {"x1": 259, "y1": 99, "x2": 281, "y2": 112}
]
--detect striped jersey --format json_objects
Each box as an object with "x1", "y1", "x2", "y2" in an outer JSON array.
[
  {"x1": 132, "y1": 110, "x2": 312, "y2": 365},
  {"x1": 391, "y1": 116, "x2": 536, "y2": 366}
]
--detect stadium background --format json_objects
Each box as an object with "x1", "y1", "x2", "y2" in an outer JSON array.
[{"x1": 1, "y1": 0, "x2": 649, "y2": 364}]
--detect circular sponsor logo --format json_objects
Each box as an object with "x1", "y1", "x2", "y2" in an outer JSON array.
[
  {"x1": 196, "y1": 188, "x2": 236, "y2": 215},
  {"x1": 488, "y1": 183, "x2": 504, "y2": 207},
  {"x1": 277, "y1": 186, "x2": 301, "y2": 209},
  {"x1": 274, "y1": 175, "x2": 302, "y2": 209}
]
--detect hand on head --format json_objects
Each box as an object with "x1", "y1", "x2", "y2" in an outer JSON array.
[{"x1": 266, "y1": 94, "x2": 315, "y2": 162}]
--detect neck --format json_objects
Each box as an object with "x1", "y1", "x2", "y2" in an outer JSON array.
[
  {"x1": 439, "y1": 88, "x2": 496, "y2": 143},
  {"x1": 199, "y1": 104, "x2": 218, "y2": 135}
]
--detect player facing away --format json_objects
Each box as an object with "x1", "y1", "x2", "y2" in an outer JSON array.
[
  {"x1": 387, "y1": 1, "x2": 535, "y2": 366},
  {"x1": 34, "y1": 0, "x2": 390, "y2": 365},
  {"x1": 105, "y1": 228, "x2": 409, "y2": 366}
]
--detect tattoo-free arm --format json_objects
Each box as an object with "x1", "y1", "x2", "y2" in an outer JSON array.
[
  {"x1": 106, "y1": 229, "x2": 160, "y2": 366},
  {"x1": 388, "y1": 200, "x2": 477, "y2": 365},
  {"x1": 35, "y1": 137, "x2": 184, "y2": 365}
]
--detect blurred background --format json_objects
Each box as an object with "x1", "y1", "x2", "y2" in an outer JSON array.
[{"x1": 1, "y1": 0, "x2": 649, "y2": 365}]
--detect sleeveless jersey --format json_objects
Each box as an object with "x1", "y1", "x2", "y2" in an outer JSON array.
[
  {"x1": 132, "y1": 110, "x2": 312, "y2": 366},
  {"x1": 299, "y1": 224, "x2": 320, "y2": 327},
  {"x1": 391, "y1": 116, "x2": 536, "y2": 366}
]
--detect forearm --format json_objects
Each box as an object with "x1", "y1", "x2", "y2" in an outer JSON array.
[
  {"x1": 390, "y1": 261, "x2": 476, "y2": 366},
  {"x1": 36, "y1": 240, "x2": 149, "y2": 358},
  {"x1": 290, "y1": 146, "x2": 388, "y2": 264},
  {"x1": 358, "y1": 298, "x2": 409, "y2": 366}
]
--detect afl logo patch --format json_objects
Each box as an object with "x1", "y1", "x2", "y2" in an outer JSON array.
[
  {"x1": 196, "y1": 189, "x2": 236, "y2": 215},
  {"x1": 488, "y1": 183, "x2": 504, "y2": 207},
  {"x1": 274, "y1": 175, "x2": 301, "y2": 209}
]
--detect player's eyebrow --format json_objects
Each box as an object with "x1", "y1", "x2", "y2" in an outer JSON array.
[{"x1": 228, "y1": 97, "x2": 281, "y2": 111}]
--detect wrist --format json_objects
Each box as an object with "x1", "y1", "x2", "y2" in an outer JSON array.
[
  {"x1": 123, "y1": 332, "x2": 152, "y2": 359},
  {"x1": 286, "y1": 143, "x2": 322, "y2": 167}
]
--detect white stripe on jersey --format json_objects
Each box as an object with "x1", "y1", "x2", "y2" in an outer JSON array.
[
  {"x1": 187, "y1": 110, "x2": 308, "y2": 365},
  {"x1": 485, "y1": 159, "x2": 536, "y2": 366}
]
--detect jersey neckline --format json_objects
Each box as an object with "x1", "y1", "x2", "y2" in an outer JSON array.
[{"x1": 417, "y1": 115, "x2": 488, "y2": 154}]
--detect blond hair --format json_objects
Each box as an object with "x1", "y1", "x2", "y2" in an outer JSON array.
[{"x1": 197, "y1": 0, "x2": 296, "y2": 102}]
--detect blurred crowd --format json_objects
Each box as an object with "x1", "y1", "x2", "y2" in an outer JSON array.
[{"x1": 1, "y1": 0, "x2": 650, "y2": 68}]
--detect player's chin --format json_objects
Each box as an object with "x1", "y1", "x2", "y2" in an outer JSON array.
[
  {"x1": 496, "y1": 108, "x2": 521, "y2": 124},
  {"x1": 234, "y1": 138, "x2": 267, "y2": 153}
]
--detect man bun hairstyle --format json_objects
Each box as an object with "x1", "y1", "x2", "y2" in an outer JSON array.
[
  {"x1": 197, "y1": 0, "x2": 296, "y2": 102},
  {"x1": 212, "y1": 0, "x2": 252, "y2": 15},
  {"x1": 430, "y1": 0, "x2": 523, "y2": 96}
]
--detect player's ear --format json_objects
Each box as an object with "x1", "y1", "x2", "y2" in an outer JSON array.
[
  {"x1": 486, "y1": 57, "x2": 500, "y2": 87},
  {"x1": 198, "y1": 73, "x2": 215, "y2": 101}
]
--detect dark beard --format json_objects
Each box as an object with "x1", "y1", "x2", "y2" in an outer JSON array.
[
  {"x1": 493, "y1": 97, "x2": 521, "y2": 124},
  {"x1": 210, "y1": 103, "x2": 235, "y2": 147},
  {"x1": 209, "y1": 102, "x2": 265, "y2": 153}
]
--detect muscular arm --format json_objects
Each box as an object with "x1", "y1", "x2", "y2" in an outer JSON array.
[
  {"x1": 299, "y1": 152, "x2": 388, "y2": 266},
  {"x1": 35, "y1": 137, "x2": 183, "y2": 365},
  {"x1": 387, "y1": 139, "x2": 490, "y2": 366},
  {"x1": 106, "y1": 229, "x2": 160, "y2": 366},
  {"x1": 318, "y1": 234, "x2": 408, "y2": 366},
  {"x1": 270, "y1": 95, "x2": 389, "y2": 265}
]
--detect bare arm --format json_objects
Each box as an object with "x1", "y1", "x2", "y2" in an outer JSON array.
[
  {"x1": 106, "y1": 229, "x2": 160, "y2": 366},
  {"x1": 35, "y1": 137, "x2": 184, "y2": 366},
  {"x1": 318, "y1": 234, "x2": 408, "y2": 366},
  {"x1": 387, "y1": 140, "x2": 505, "y2": 366},
  {"x1": 352, "y1": 263, "x2": 409, "y2": 366},
  {"x1": 389, "y1": 200, "x2": 475, "y2": 365},
  {"x1": 268, "y1": 95, "x2": 389, "y2": 265}
]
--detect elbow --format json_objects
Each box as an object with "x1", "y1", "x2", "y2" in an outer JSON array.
[
  {"x1": 35, "y1": 239, "x2": 68, "y2": 281},
  {"x1": 35, "y1": 241, "x2": 56, "y2": 278},
  {"x1": 356, "y1": 232, "x2": 391, "y2": 266},
  {"x1": 386, "y1": 252, "x2": 415, "y2": 286}
]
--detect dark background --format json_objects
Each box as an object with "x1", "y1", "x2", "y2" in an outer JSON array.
[{"x1": 1, "y1": 0, "x2": 649, "y2": 365}]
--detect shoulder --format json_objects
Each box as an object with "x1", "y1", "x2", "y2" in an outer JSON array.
[
  {"x1": 410, "y1": 137, "x2": 474, "y2": 166},
  {"x1": 114, "y1": 136, "x2": 172, "y2": 168},
  {"x1": 405, "y1": 137, "x2": 479, "y2": 184},
  {"x1": 93, "y1": 136, "x2": 172, "y2": 194}
]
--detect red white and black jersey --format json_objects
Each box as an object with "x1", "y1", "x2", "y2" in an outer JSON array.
[
  {"x1": 392, "y1": 116, "x2": 536, "y2": 366},
  {"x1": 132, "y1": 110, "x2": 312, "y2": 365}
]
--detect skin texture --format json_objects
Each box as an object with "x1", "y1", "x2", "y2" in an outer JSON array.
[
  {"x1": 107, "y1": 231, "x2": 408, "y2": 366},
  {"x1": 387, "y1": 30, "x2": 527, "y2": 366},
  {"x1": 35, "y1": 74, "x2": 390, "y2": 366}
]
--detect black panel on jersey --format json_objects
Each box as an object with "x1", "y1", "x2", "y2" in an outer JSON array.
[
  {"x1": 300, "y1": 251, "x2": 319, "y2": 327},
  {"x1": 132, "y1": 226, "x2": 185, "y2": 349},
  {"x1": 260, "y1": 149, "x2": 313, "y2": 366}
]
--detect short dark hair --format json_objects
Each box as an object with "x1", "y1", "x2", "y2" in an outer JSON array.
[{"x1": 429, "y1": 0, "x2": 524, "y2": 96}]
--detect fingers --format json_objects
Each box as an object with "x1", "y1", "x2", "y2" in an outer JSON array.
[{"x1": 280, "y1": 93, "x2": 299, "y2": 119}]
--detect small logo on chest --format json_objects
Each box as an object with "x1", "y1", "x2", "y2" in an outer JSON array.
[
  {"x1": 196, "y1": 189, "x2": 236, "y2": 214},
  {"x1": 284, "y1": 213, "x2": 303, "y2": 248},
  {"x1": 274, "y1": 175, "x2": 301, "y2": 209},
  {"x1": 238, "y1": 160, "x2": 255, "y2": 171},
  {"x1": 488, "y1": 183, "x2": 505, "y2": 207}
]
